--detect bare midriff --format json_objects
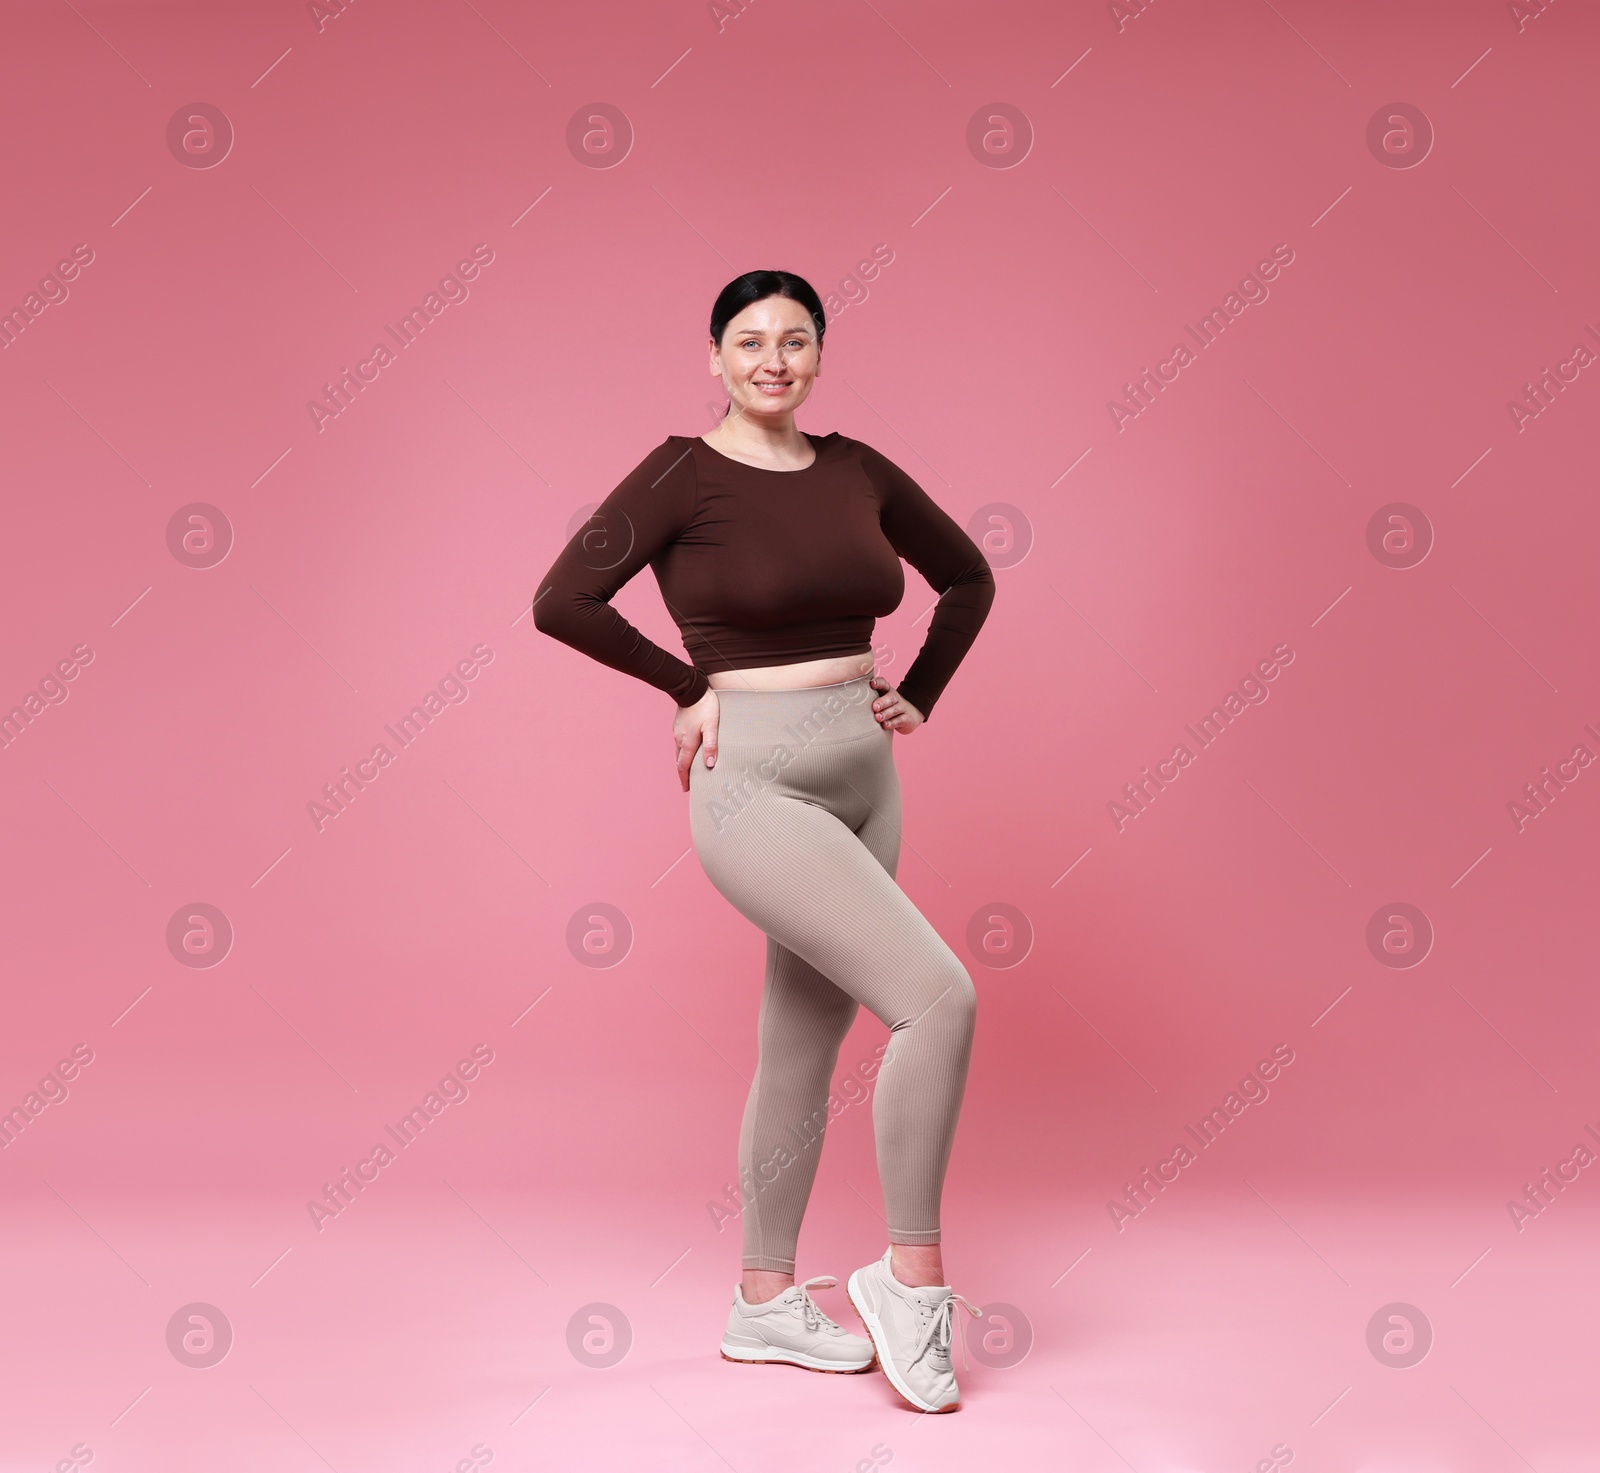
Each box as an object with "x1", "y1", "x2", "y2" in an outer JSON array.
[{"x1": 705, "y1": 651, "x2": 877, "y2": 692}]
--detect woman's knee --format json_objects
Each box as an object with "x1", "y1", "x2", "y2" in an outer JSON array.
[
  {"x1": 943, "y1": 961, "x2": 978, "y2": 1040},
  {"x1": 895, "y1": 955, "x2": 976, "y2": 1043}
]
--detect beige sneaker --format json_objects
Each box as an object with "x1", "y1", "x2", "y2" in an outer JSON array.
[
  {"x1": 847, "y1": 1248, "x2": 981, "y2": 1412},
  {"x1": 720, "y1": 1274, "x2": 877, "y2": 1373}
]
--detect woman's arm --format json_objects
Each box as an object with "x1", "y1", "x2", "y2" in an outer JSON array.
[
  {"x1": 859, "y1": 441, "x2": 996, "y2": 722},
  {"x1": 532, "y1": 438, "x2": 711, "y2": 708}
]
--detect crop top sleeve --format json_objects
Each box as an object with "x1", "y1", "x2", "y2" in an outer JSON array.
[
  {"x1": 531, "y1": 439, "x2": 711, "y2": 708},
  {"x1": 856, "y1": 441, "x2": 996, "y2": 722},
  {"x1": 532, "y1": 432, "x2": 996, "y2": 721}
]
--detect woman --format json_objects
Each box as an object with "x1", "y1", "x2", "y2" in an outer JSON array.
[{"x1": 533, "y1": 270, "x2": 995, "y2": 1413}]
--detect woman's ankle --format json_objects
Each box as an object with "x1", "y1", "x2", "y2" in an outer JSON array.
[
  {"x1": 740, "y1": 1268, "x2": 795, "y2": 1305},
  {"x1": 889, "y1": 1241, "x2": 945, "y2": 1288}
]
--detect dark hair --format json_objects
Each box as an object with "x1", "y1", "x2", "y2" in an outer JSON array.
[{"x1": 709, "y1": 270, "x2": 826, "y2": 350}]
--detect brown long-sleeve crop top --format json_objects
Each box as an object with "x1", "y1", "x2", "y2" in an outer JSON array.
[{"x1": 532, "y1": 431, "x2": 995, "y2": 721}]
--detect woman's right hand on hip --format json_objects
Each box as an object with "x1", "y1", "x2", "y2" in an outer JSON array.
[{"x1": 674, "y1": 687, "x2": 720, "y2": 792}]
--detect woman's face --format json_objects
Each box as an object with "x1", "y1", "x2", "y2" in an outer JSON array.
[{"x1": 709, "y1": 295, "x2": 821, "y2": 423}]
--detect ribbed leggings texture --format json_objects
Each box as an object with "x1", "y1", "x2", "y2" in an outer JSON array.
[{"x1": 688, "y1": 675, "x2": 977, "y2": 1273}]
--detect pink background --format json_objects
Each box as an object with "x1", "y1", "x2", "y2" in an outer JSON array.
[{"x1": 3, "y1": 0, "x2": 1597, "y2": 1467}]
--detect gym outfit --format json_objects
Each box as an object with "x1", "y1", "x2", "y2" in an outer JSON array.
[
  {"x1": 531, "y1": 432, "x2": 995, "y2": 722},
  {"x1": 534, "y1": 431, "x2": 995, "y2": 1382},
  {"x1": 687, "y1": 673, "x2": 977, "y2": 1269}
]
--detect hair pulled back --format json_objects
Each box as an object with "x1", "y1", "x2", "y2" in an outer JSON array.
[{"x1": 708, "y1": 270, "x2": 827, "y2": 350}]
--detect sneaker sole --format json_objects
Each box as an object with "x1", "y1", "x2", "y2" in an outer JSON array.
[
  {"x1": 718, "y1": 1343, "x2": 876, "y2": 1373},
  {"x1": 845, "y1": 1268, "x2": 960, "y2": 1413}
]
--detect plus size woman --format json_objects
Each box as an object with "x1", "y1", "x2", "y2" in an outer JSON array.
[{"x1": 533, "y1": 270, "x2": 995, "y2": 1412}]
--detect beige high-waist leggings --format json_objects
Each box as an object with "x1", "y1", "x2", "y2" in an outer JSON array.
[{"x1": 688, "y1": 673, "x2": 978, "y2": 1273}]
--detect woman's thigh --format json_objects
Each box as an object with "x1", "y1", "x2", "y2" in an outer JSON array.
[{"x1": 689, "y1": 732, "x2": 961, "y2": 1031}]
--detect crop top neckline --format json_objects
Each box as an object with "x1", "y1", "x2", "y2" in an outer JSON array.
[{"x1": 688, "y1": 431, "x2": 835, "y2": 475}]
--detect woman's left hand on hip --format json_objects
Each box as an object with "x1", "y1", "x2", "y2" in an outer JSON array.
[{"x1": 869, "y1": 675, "x2": 923, "y2": 733}]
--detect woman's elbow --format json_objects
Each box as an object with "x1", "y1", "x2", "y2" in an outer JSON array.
[
  {"x1": 962, "y1": 559, "x2": 996, "y2": 600},
  {"x1": 532, "y1": 588, "x2": 570, "y2": 635},
  {"x1": 533, "y1": 586, "x2": 604, "y2": 640}
]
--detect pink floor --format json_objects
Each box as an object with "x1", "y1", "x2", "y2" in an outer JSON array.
[{"x1": 6, "y1": 1180, "x2": 1595, "y2": 1470}]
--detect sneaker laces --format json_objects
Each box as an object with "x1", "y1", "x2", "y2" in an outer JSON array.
[
  {"x1": 912, "y1": 1289, "x2": 983, "y2": 1374},
  {"x1": 787, "y1": 1275, "x2": 846, "y2": 1334}
]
